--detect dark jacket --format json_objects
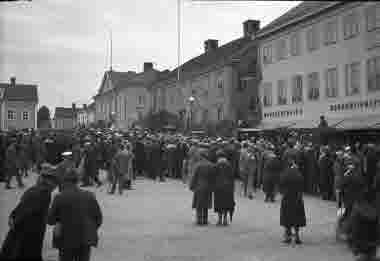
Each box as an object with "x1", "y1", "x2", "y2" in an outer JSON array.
[
  {"x1": 47, "y1": 186, "x2": 103, "y2": 250},
  {"x1": 1, "y1": 184, "x2": 52, "y2": 261},
  {"x1": 213, "y1": 158, "x2": 235, "y2": 213},
  {"x1": 190, "y1": 158, "x2": 215, "y2": 210},
  {"x1": 263, "y1": 156, "x2": 282, "y2": 194},
  {"x1": 279, "y1": 166, "x2": 306, "y2": 228}
]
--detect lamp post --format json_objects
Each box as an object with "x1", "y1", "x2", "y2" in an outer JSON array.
[{"x1": 188, "y1": 96, "x2": 195, "y2": 132}]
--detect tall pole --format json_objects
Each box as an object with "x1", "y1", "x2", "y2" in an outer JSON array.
[
  {"x1": 177, "y1": 0, "x2": 181, "y2": 81},
  {"x1": 110, "y1": 29, "x2": 113, "y2": 71}
]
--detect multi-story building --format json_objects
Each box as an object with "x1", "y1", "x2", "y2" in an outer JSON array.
[
  {"x1": 257, "y1": 1, "x2": 380, "y2": 130},
  {"x1": 150, "y1": 20, "x2": 262, "y2": 128},
  {"x1": 53, "y1": 103, "x2": 77, "y2": 129},
  {"x1": 94, "y1": 63, "x2": 168, "y2": 130},
  {"x1": 76, "y1": 104, "x2": 88, "y2": 127},
  {"x1": 0, "y1": 77, "x2": 38, "y2": 131}
]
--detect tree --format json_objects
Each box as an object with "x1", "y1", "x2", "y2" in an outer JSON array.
[{"x1": 37, "y1": 106, "x2": 51, "y2": 129}]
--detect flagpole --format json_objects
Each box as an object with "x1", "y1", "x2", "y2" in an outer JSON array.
[{"x1": 177, "y1": 0, "x2": 181, "y2": 81}]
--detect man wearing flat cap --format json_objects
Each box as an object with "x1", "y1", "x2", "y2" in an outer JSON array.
[
  {"x1": 189, "y1": 149, "x2": 215, "y2": 226},
  {"x1": 1, "y1": 165, "x2": 58, "y2": 261},
  {"x1": 48, "y1": 169, "x2": 103, "y2": 261}
]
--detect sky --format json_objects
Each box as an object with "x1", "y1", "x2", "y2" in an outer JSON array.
[{"x1": 0, "y1": 0, "x2": 300, "y2": 114}]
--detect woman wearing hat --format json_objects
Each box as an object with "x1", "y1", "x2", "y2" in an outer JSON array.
[
  {"x1": 279, "y1": 159, "x2": 306, "y2": 244},
  {"x1": 213, "y1": 150, "x2": 235, "y2": 226}
]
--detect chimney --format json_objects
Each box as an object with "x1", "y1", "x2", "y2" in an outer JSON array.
[
  {"x1": 144, "y1": 62, "x2": 153, "y2": 72},
  {"x1": 204, "y1": 39, "x2": 218, "y2": 53},
  {"x1": 243, "y1": 20, "x2": 260, "y2": 38},
  {"x1": 10, "y1": 77, "x2": 16, "y2": 87}
]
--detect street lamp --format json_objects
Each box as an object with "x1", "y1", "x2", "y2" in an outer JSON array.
[{"x1": 188, "y1": 96, "x2": 195, "y2": 132}]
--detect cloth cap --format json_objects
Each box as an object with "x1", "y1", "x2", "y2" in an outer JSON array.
[{"x1": 62, "y1": 151, "x2": 72, "y2": 156}]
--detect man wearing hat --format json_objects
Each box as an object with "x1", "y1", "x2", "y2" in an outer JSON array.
[
  {"x1": 48, "y1": 169, "x2": 103, "y2": 261},
  {"x1": 56, "y1": 151, "x2": 76, "y2": 191},
  {"x1": 1, "y1": 164, "x2": 58, "y2": 260},
  {"x1": 189, "y1": 149, "x2": 215, "y2": 226}
]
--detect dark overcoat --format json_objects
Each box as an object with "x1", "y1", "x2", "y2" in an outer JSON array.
[
  {"x1": 0, "y1": 185, "x2": 52, "y2": 261},
  {"x1": 190, "y1": 158, "x2": 215, "y2": 210},
  {"x1": 213, "y1": 158, "x2": 235, "y2": 213},
  {"x1": 263, "y1": 156, "x2": 282, "y2": 194},
  {"x1": 47, "y1": 186, "x2": 103, "y2": 250},
  {"x1": 279, "y1": 166, "x2": 306, "y2": 228}
]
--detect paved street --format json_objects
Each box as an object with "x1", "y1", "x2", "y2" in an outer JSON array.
[{"x1": 0, "y1": 173, "x2": 358, "y2": 261}]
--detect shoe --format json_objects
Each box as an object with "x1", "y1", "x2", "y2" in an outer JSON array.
[
  {"x1": 5, "y1": 186, "x2": 13, "y2": 190},
  {"x1": 282, "y1": 238, "x2": 291, "y2": 244},
  {"x1": 295, "y1": 238, "x2": 302, "y2": 245},
  {"x1": 248, "y1": 195, "x2": 253, "y2": 200},
  {"x1": 96, "y1": 183, "x2": 102, "y2": 188}
]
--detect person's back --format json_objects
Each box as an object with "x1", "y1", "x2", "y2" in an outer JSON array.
[{"x1": 48, "y1": 177, "x2": 102, "y2": 257}]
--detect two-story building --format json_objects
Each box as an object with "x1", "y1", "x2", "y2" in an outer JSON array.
[
  {"x1": 0, "y1": 77, "x2": 38, "y2": 131},
  {"x1": 53, "y1": 103, "x2": 77, "y2": 129},
  {"x1": 150, "y1": 20, "x2": 262, "y2": 128},
  {"x1": 257, "y1": 1, "x2": 380, "y2": 130},
  {"x1": 94, "y1": 63, "x2": 168, "y2": 130}
]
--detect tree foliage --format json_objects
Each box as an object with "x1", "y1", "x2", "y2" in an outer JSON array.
[{"x1": 37, "y1": 106, "x2": 51, "y2": 129}]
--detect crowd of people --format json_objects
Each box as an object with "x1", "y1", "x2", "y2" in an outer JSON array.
[{"x1": 1, "y1": 126, "x2": 380, "y2": 261}]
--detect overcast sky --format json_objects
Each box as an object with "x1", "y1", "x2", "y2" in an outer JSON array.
[{"x1": 0, "y1": 0, "x2": 300, "y2": 113}]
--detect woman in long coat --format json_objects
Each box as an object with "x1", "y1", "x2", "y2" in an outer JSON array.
[
  {"x1": 263, "y1": 152, "x2": 282, "y2": 202},
  {"x1": 214, "y1": 150, "x2": 235, "y2": 226},
  {"x1": 279, "y1": 160, "x2": 306, "y2": 244}
]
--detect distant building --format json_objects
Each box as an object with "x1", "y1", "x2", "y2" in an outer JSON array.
[
  {"x1": 94, "y1": 63, "x2": 168, "y2": 130},
  {"x1": 77, "y1": 104, "x2": 88, "y2": 127},
  {"x1": 0, "y1": 77, "x2": 38, "y2": 131},
  {"x1": 150, "y1": 20, "x2": 261, "y2": 128},
  {"x1": 53, "y1": 103, "x2": 77, "y2": 129},
  {"x1": 257, "y1": 1, "x2": 380, "y2": 130}
]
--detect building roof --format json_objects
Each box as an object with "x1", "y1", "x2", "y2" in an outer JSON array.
[
  {"x1": 257, "y1": 1, "x2": 343, "y2": 38},
  {"x1": 0, "y1": 83, "x2": 38, "y2": 102},
  {"x1": 153, "y1": 36, "x2": 257, "y2": 86},
  {"x1": 54, "y1": 107, "x2": 75, "y2": 119}
]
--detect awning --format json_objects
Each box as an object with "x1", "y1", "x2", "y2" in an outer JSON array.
[
  {"x1": 335, "y1": 115, "x2": 380, "y2": 130},
  {"x1": 255, "y1": 121, "x2": 296, "y2": 130}
]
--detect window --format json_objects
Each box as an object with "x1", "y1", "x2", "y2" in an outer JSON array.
[
  {"x1": 292, "y1": 75, "x2": 303, "y2": 103},
  {"x1": 367, "y1": 56, "x2": 380, "y2": 92},
  {"x1": 326, "y1": 67, "x2": 339, "y2": 98},
  {"x1": 345, "y1": 62, "x2": 361, "y2": 96},
  {"x1": 217, "y1": 107, "x2": 223, "y2": 121},
  {"x1": 276, "y1": 38, "x2": 287, "y2": 60},
  {"x1": 22, "y1": 111, "x2": 29, "y2": 120},
  {"x1": 324, "y1": 19, "x2": 338, "y2": 45},
  {"x1": 217, "y1": 77, "x2": 224, "y2": 96},
  {"x1": 202, "y1": 109, "x2": 208, "y2": 122},
  {"x1": 262, "y1": 45, "x2": 273, "y2": 64},
  {"x1": 343, "y1": 12, "x2": 360, "y2": 39},
  {"x1": 366, "y1": 4, "x2": 380, "y2": 32},
  {"x1": 277, "y1": 79, "x2": 287, "y2": 105},
  {"x1": 263, "y1": 83, "x2": 273, "y2": 107},
  {"x1": 138, "y1": 95, "x2": 145, "y2": 105},
  {"x1": 308, "y1": 72, "x2": 320, "y2": 101},
  {"x1": 124, "y1": 96, "x2": 127, "y2": 120},
  {"x1": 306, "y1": 25, "x2": 319, "y2": 51},
  {"x1": 7, "y1": 110, "x2": 16, "y2": 120},
  {"x1": 137, "y1": 111, "x2": 143, "y2": 121},
  {"x1": 290, "y1": 33, "x2": 300, "y2": 56},
  {"x1": 239, "y1": 79, "x2": 249, "y2": 91}
]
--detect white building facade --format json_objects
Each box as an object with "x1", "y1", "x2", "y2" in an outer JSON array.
[{"x1": 257, "y1": 1, "x2": 380, "y2": 130}]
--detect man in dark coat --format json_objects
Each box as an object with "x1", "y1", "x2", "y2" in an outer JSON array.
[
  {"x1": 151, "y1": 140, "x2": 164, "y2": 182},
  {"x1": 189, "y1": 149, "x2": 215, "y2": 226},
  {"x1": 134, "y1": 138, "x2": 145, "y2": 176},
  {"x1": 214, "y1": 150, "x2": 235, "y2": 226},
  {"x1": 263, "y1": 152, "x2": 282, "y2": 202},
  {"x1": 4, "y1": 141, "x2": 23, "y2": 189},
  {"x1": 48, "y1": 169, "x2": 103, "y2": 261},
  {"x1": 279, "y1": 160, "x2": 306, "y2": 245},
  {"x1": 0, "y1": 165, "x2": 58, "y2": 261},
  {"x1": 318, "y1": 148, "x2": 334, "y2": 200}
]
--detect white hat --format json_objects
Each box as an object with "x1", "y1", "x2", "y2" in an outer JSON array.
[{"x1": 62, "y1": 151, "x2": 72, "y2": 156}]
